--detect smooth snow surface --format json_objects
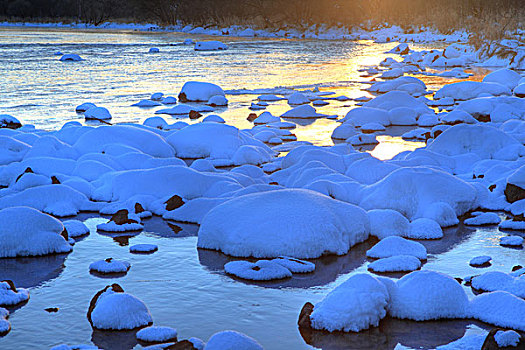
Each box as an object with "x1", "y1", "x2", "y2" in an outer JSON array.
[
  {"x1": 197, "y1": 189, "x2": 370, "y2": 258},
  {"x1": 0, "y1": 206, "x2": 71, "y2": 258},
  {"x1": 368, "y1": 255, "x2": 421, "y2": 273},
  {"x1": 310, "y1": 274, "x2": 389, "y2": 332},
  {"x1": 136, "y1": 326, "x2": 178, "y2": 342},
  {"x1": 366, "y1": 236, "x2": 427, "y2": 260},
  {"x1": 224, "y1": 260, "x2": 292, "y2": 281}
]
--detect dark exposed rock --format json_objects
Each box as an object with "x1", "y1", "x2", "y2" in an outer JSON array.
[
  {"x1": 60, "y1": 228, "x2": 69, "y2": 241},
  {"x1": 454, "y1": 277, "x2": 463, "y2": 284},
  {"x1": 51, "y1": 176, "x2": 61, "y2": 184},
  {"x1": 298, "y1": 302, "x2": 314, "y2": 330},
  {"x1": 252, "y1": 266, "x2": 261, "y2": 271},
  {"x1": 514, "y1": 214, "x2": 525, "y2": 222},
  {"x1": 165, "y1": 195, "x2": 185, "y2": 211},
  {"x1": 178, "y1": 92, "x2": 188, "y2": 103},
  {"x1": 110, "y1": 209, "x2": 138, "y2": 225},
  {"x1": 45, "y1": 307, "x2": 59, "y2": 313},
  {"x1": 477, "y1": 114, "x2": 491, "y2": 123},
  {"x1": 489, "y1": 184, "x2": 497, "y2": 192},
  {"x1": 512, "y1": 265, "x2": 523, "y2": 272},
  {"x1": 134, "y1": 203, "x2": 145, "y2": 214},
  {"x1": 15, "y1": 167, "x2": 34, "y2": 183},
  {"x1": 247, "y1": 113, "x2": 258, "y2": 122},
  {"x1": 189, "y1": 110, "x2": 202, "y2": 120},
  {"x1": 1, "y1": 120, "x2": 22, "y2": 129},
  {"x1": 505, "y1": 183, "x2": 525, "y2": 203}
]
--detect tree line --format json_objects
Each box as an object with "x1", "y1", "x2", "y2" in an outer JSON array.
[{"x1": 0, "y1": 0, "x2": 523, "y2": 35}]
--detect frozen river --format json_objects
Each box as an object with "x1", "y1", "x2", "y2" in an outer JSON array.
[{"x1": 0, "y1": 28, "x2": 520, "y2": 350}]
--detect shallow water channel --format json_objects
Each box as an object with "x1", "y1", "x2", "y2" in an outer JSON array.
[{"x1": 0, "y1": 28, "x2": 521, "y2": 349}]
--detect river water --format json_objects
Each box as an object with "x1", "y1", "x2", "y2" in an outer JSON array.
[{"x1": 0, "y1": 28, "x2": 521, "y2": 350}]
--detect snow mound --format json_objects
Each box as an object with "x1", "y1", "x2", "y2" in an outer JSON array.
[
  {"x1": 130, "y1": 244, "x2": 158, "y2": 254},
  {"x1": 132, "y1": 100, "x2": 162, "y2": 108},
  {"x1": 368, "y1": 255, "x2": 421, "y2": 273},
  {"x1": 0, "y1": 307, "x2": 9, "y2": 335},
  {"x1": 59, "y1": 54, "x2": 82, "y2": 61},
  {"x1": 0, "y1": 280, "x2": 30, "y2": 306},
  {"x1": 63, "y1": 220, "x2": 89, "y2": 238},
  {"x1": 482, "y1": 68, "x2": 522, "y2": 90},
  {"x1": 136, "y1": 326, "x2": 178, "y2": 343},
  {"x1": 166, "y1": 123, "x2": 272, "y2": 162},
  {"x1": 0, "y1": 207, "x2": 71, "y2": 258},
  {"x1": 207, "y1": 95, "x2": 228, "y2": 107},
  {"x1": 89, "y1": 285, "x2": 153, "y2": 330},
  {"x1": 194, "y1": 41, "x2": 228, "y2": 51},
  {"x1": 388, "y1": 270, "x2": 469, "y2": 320},
  {"x1": 360, "y1": 166, "x2": 477, "y2": 223},
  {"x1": 270, "y1": 256, "x2": 315, "y2": 273},
  {"x1": 471, "y1": 271, "x2": 525, "y2": 298},
  {"x1": 427, "y1": 124, "x2": 522, "y2": 160},
  {"x1": 198, "y1": 189, "x2": 370, "y2": 258},
  {"x1": 281, "y1": 105, "x2": 325, "y2": 119},
  {"x1": 464, "y1": 212, "x2": 501, "y2": 226},
  {"x1": 469, "y1": 291, "x2": 525, "y2": 331},
  {"x1": 89, "y1": 258, "x2": 131, "y2": 275},
  {"x1": 469, "y1": 255, "x2": 491, "y2": 267},
  {"x1": 84, "y1": 107, "x2": 112, "y2": 120},
  {"x1": 494, "y1": 330, "x2": 521, "y2": 347},
  {"x1": 500, "y1": 236, "x2": 524, "y2": 247},
  {"x1": 310, "y1": 274, "x2": 389, "y2": 332},
  {"x1": 406, "y1": 218, "x2": 443, "y2": 239},
  {"x1": 366, "y1": 236, "x2": 427, "y2": 260},
  {"x1": 179, "y1": 81, "x2": 225, "y2": 102},
  {"x1": 287, "y1": 92, "x2": 310, "y2": 105},
  {"x1": 205, "y1": 330, "x2": 263, "y2": 350},
  {"x1": 224, "y1": 260, "x2": 292, "y2": 281},
  {"x1": 368, "y1": 209, "x2": 409, "y2": 240},
  {"x1": 340, "y1": 107, "x2": 390, "y2": 127},
  {"x1": 434, "y1": 81, "x2": 511, "y2": 101}
]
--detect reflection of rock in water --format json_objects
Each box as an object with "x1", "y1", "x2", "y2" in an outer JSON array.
[
  {"x1": 300, "y1": 317, "x2": 490, "y2": 350},
  {"x1": 97, "y1": 231, "x2": 140, "y2": 246},
  {"x1": 0, "y1": 254, "x2": 67, "y2": 288},
  {"x1": 197, "y1": 238, "x2": 376, "y2": 289},
  {"x1": 91, "y1": 329, "x2": 139, "y2": 350},
  {"x1": 142, "y1": 217, "x2": 199, "y2": 238}
]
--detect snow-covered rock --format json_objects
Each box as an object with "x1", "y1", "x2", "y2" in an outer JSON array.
[
  {"x1": 136, "y1": 326, "x2": 178, "y2": 343},
  {"x1": 207, "y1": 95, "x2": 228, "y2": 107},
  {"x1": 469, "y1": 255, "x2": 491, "y2": 267},
  {"x1": 368, "y1": 255, "x2": 421, "y2": 273},
  {"x1": 310, "y1": 274, "x2": 389, "y2": 332},
  {"x1": 500, "y1": 235, "x2": 524, "y2": 247},
  {"x1": 132, "y1": 100, "x2": 162, "y2": 108},
  {"x1": 464, "y1": 212, "x2": 501, "y2": 226},
  {"x1": 366, "y1": 236, "x2": 427, "y2": 260},
  {"x1": 63, "y1": 220, "x2": 90, "y2": 238},
  {"x1": 84, "y1": 107, "x2": 112, "y2": 121},
  {"x1": 368, "y1": 209, "x2": 409, "y2": 240},
  {"x1": 59, "y1": 54, "x2": 82, "y2": 62},
  {"x1": 270, "y1": 256, "x2": 315, "y2": 273},
  {"x1": 0, "y1": 207, "x2": 71, "y2": 258},
  {"x1": 406, "y1": 218, "x2": 443, "y2": 239},
  {"x1": 194, "y1": 41, "x2": 228, "y2": 51},
  {"x1": 198, "y1": 189, "x2": 370, "y2": 258},
  {"x1": 0, "y1": 280, "x2": 29, "y2": 306},
  {"x1": 387, "y1": 270, "x2": 468, "y2": 320},
  {"x1": 281, "y1": 105, "x2": 325, "y2": 119},
  {"x1": 224, "y1": 260, "x2": 292, "y2": 281},
  {"x1": 287, "y1": 92, "x2": 310, "y2": 105},
  {"x1": 469, "y1": 291, "x2": 525, "y2": 331},
  {"x1": 179, "y1": 81, "x2": 225, "y2": 102},
  {"x1": 482, "y1": 68, "x2": 522, "y2": 90},
  {"x1": 471, "y1": 271, "x2": 525, "y2": 298},
  {"x1": 130, "y1": 244, "x2": 158, "y2": 254},
  {"x1": 88, "y1": 284, "x2": 153, "y2": 330},
  {"x1": 89, "y1": 258, "x2": 131, "y2": 275}
]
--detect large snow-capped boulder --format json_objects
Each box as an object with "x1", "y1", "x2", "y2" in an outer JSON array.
[
  {"x1": 73, "y1": 125, "x2": 175, "y2": 158},
  {"x1": 469, "y1": 291, "x2": 525, "y2": 331},
  {"x1": 178, "y1": 81, "x2": 225, "y2": 102},
  {"x1": 482, "y1": 68, "x2": 522, "y2": 90},
  {"x1": 310, "y1": 274, "x2": 389, "y2": 332},
  {"x1": 197, "y1": 189, "x2": 370, "y2": 258},
  {"x1": 362, "y1": 91, "x2": 431, "y2": 116},
  {"x1": 505, "y1": 164, "x2": 525, "y2": 203},
  {"x1": 88, "y1": 284, "x2": 152, "y2": 330},
  {"x1": 166, "y1": 123, "x2": 272, "y2": 162},
  {"x1": 386, "y1": 270, "x2": 469, "y2": 320},
  {"x1": 427, "y1": 124, "x2": 523, "y2": 160},
  {"x1": 0, "y1": 207, "x2": 71, "y2": 258},
  {"x1": 434, "y1": 81, "x2": 511, "y2": 101},
  {"x1": 339, "y1": 107, "x2": 390, "y2": 127},
  {"x1": 360, "y1": 167, "x2": 477, "y2": 222}
]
